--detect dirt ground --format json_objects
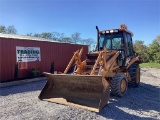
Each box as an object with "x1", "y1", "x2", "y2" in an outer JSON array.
[{"x1": 0, "y1": 68, "x2": 160, "y2": 120}]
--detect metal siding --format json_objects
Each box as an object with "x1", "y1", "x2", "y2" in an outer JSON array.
[
  {"x1": 0, "y1": 39, "x2": 2, "y2": 80},
  {"x1": 0, "y1": 38, "x2": 88, "y2": 82},
  {"x1": 1, "y1": 39, "x2": 8, "y2": 81},
  {"x1": 8, "y1": 39, "x2": 15, "y2": 81}
]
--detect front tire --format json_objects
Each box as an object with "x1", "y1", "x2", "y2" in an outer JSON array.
[{"x1": 111, "y1": 74, "x2": 128, "y2": 97}]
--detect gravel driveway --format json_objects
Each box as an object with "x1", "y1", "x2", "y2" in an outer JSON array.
[{"x1": 0, "y1": 68, "x2": 160, "y2": 120}]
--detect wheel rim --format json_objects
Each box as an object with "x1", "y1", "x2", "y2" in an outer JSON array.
[
  {"x1": 136, "y1": 68, "x2": 140, "y2": 84},
  {"x1": 120, "y1": 79, "x2": 127, "y2": 93}
]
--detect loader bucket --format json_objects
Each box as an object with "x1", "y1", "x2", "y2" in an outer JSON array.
[{"x1": 39, "y1": 72, "x2": 110, "y2": 112}]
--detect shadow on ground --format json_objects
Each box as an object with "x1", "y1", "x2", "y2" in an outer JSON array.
[
  {"x1": 0, "y1": 80, "x2": 46, "y2": 96},
  {"x1": 98, "y1": 82, "x2": 160, "y2": 120}
]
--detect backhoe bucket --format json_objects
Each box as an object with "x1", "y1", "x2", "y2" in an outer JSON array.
[{"x1": 39, "y1": 72, "x2": 110, "y2": 112}]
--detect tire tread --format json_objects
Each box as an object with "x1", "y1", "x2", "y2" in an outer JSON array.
[{"x1": 111, "y1": 74, "x2": 128, "y2": 97}]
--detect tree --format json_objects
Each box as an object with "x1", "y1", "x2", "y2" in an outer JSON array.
[
  {"x1": 58, "y1": 33, "x2": 65, "y2": 42},
  {"x1": 33, "y1": 33, "x2": 41, "y2": 37},
  {"x1": 52, "y1": 32, "x2": 60, "y2": 41},
  {"x1": 157, "y1": 35, "x2": 160, "y2": 45},
  {"x1": 81, "y1": 38, "x2": 94, "y2": 45},
  {"x1": 133, "y1": 40, "x2": 149, "y2": 62},
  {"x1": 81, "y1": 38, "x2": 95, "y2": 51},
  {"x1": 26, "y1": 33, "x2": 33, "y2": 36},
  {"x1": 71, "y1": 32, "x2": 81, "y2": 44},
  {"x1": 148, "y1": 36, "x2": 160, "y2": 63},
  {"x1": 63, "y1": 37, "x2": 71, "y2": 43},
  {"x1": 6, "y1": 26, "x2": 17, "y2": 34},
  {"x1": 0, "y1": 25, "x2": 6, "y2": 33},
  {"x1": 0, "y1": 25, "x2": 17, "y2": 34},
  {"x1": 41, "y1": 32, "x2": 52, "y2": 39}
]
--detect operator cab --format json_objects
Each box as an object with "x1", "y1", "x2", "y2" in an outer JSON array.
[
  {"x1": 97, "y1": 24, "x2": 135, "y2": 66},
  {"x1": 99, "y1": 29, "x2": 123, "y2": 51}
]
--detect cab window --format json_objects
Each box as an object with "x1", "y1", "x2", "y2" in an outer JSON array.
[
  {"x1": 124, "y1": 33, "x2": 134, "y2": 56},
  {"x1": 99, "y1": 32, "x2": 123, "y2": 50}
]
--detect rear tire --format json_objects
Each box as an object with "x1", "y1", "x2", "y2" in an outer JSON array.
[
  {"x1": 111, "y1": 74, "x2": 128, "y2": 97},
  {"x1": 128, "y1": 63, "x2": 140, "y2": 87}
]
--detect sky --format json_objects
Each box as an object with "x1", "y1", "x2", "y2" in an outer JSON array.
[{"x1": 0, "y1": 0, "x2": 159, "y2": 45}]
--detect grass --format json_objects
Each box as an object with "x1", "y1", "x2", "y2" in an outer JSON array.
[{"x1": 140, "y1": 63, "x2": 160, "y2": 69}]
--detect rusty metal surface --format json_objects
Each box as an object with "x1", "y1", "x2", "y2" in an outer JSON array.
[
  {"x1": 0, "y1": 37, "x2": 88, "y2": 82},
  {"x1": 39, "y1": 73, "x2": 110, "y2": 112}
]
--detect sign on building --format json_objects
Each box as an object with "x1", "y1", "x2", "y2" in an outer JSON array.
[{"x1": 16, "y1": 46, "x2": 41, "y2": 62}]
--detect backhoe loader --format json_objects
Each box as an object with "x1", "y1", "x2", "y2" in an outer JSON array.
[{"x1": 39, "y1": 24, "x2": 141, "y2": 112}]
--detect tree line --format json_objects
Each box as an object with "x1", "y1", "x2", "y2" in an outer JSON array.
[
  {"x1": 0, "y1": 25, "x2": 95, "y2": 46},
  {"x1": 0, "y1": 25, "x2": 17, "y2": 34},
  {"x1": 0, "y1": 25, "x2": 159, "y2": 63},
  {"x1": 134, "y1": 35, "x2": 160, "y2": 63},
  {"x1": 26, "y1": 32, "x2": 95, "y2": 46}
]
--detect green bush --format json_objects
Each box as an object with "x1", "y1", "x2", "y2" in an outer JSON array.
[{"x1": 31, "y1": 68, "x2": 40, "y2": 77}]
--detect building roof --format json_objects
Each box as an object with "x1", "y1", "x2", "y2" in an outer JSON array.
[
  {"x1": 0, "y1": 33, "x2": 89, "y2": 46},
  {"x1": 0, "y1": 33, "x2": 60, "y2": 43}
]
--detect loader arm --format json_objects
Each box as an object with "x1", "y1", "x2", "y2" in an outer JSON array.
[
  {"x1": 100, "y1": 50, "x2": 120, "y2": 78},
  {"x1": 64, "y1": 48, "x2": 83, "y2": 74},
  {"x1": 105, "y1": 51, "x2": 120, "y2": 72},
  {"x1": 90, "y1": 51, "x2": 103, "y2": 75}
]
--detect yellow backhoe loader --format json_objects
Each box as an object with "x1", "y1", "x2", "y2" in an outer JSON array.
[{"x1": 39, "y1": 24, "x2": 141, "y2": 112}]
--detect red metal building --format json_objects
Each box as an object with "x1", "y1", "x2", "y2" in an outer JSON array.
[{"x1": 0, "y1": 34, "x2": 88, "y2": 82}]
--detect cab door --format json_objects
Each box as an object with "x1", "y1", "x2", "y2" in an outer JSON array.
[{"x1": 124, "y1": 32, "x2": 134, "y2": 57}]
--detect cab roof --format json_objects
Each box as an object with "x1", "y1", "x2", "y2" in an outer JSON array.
[{"x1": 99, "y1": 24, "x2": 133, "y2": 37}]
